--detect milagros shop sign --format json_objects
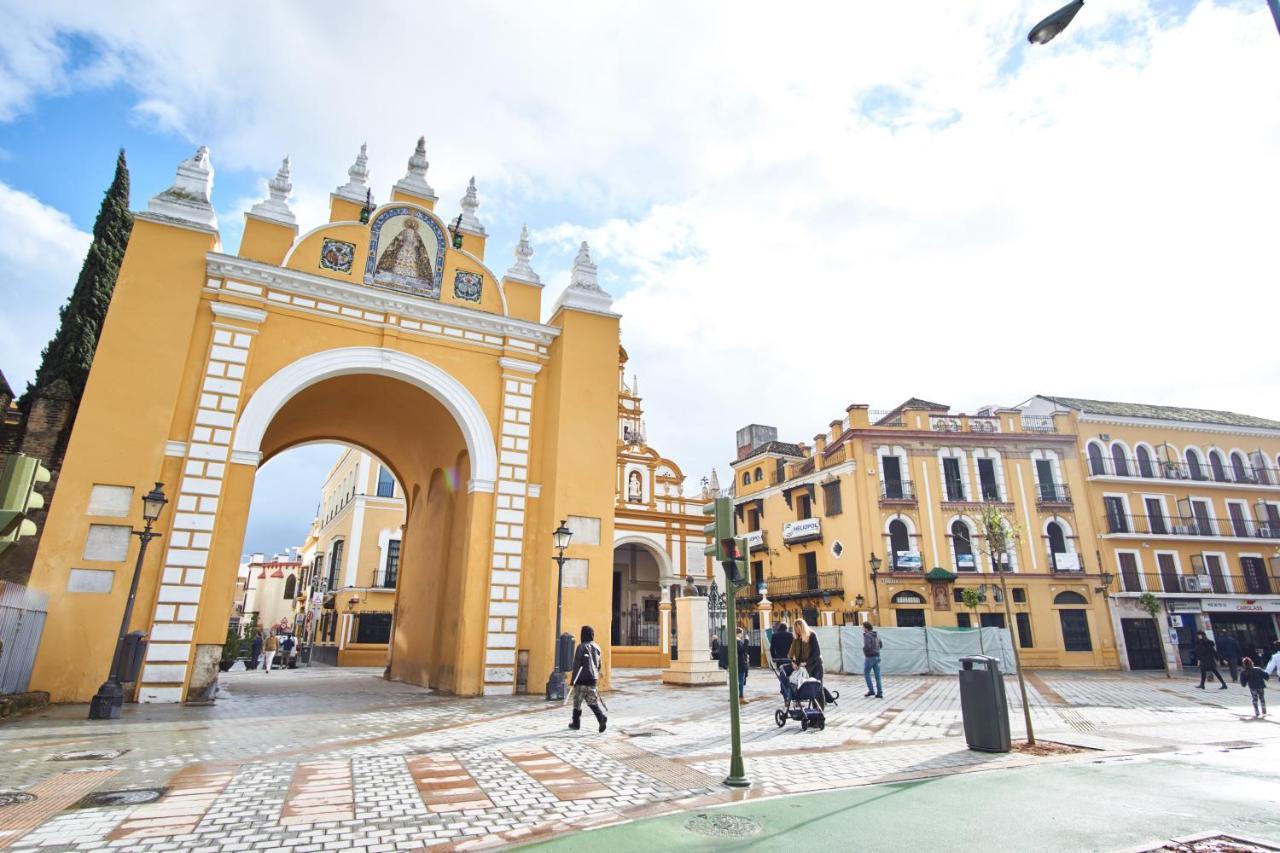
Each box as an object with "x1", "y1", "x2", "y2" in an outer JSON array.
[{"x1": 1202, "y1": 598, "x2": 1280, "y2": 614}]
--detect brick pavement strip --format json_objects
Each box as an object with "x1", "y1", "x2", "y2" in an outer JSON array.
[
  {"x1": 1, "y1": 668, "x2": 1279, "y2": 850},
  {"x1": 407, "y1": 754, "x2": 493, "y2": 813},
  {"x1": 0, "y1": 769, "x2": 116, "y2": 848}
]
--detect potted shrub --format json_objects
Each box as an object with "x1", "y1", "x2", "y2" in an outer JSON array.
[{"x1": 219, "y1": 623, "x2": 239, "y2": 672}]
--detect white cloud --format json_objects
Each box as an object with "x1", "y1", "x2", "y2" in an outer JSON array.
[
  {"x1": 0, "y1": 181, "x2": 90, "y2": 394},
  {"x1": 1, "y1": 0, "x2": 1277, "y2": 493}
]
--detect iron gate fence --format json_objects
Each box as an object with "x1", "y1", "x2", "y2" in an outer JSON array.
[
  {"x1": 612, "y1": 608, "x2": 660, "y2": 646},
  {"x1": 0, "y1": 582, "x2": 49, "y2": 694}
]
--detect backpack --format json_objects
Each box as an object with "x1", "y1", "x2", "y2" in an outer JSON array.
[{"x1": 574, "y1": 643, "x2": 601, "y2": 684}]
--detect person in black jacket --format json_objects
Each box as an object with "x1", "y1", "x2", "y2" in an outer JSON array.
[
  {"x1": 1239, "y1": 656, "x2": 1269, "y2": 717},
  {"x1": 788, "y1": 619, "x2": 825, "y2": 708},
  {"x1": 735, "y1": 627, "x2": 750, "y2": 705},
  {"x1": 1195, "y1": 631, "x2": 1228, "y2": 690},
  {"x1": 569, "y1": 625, "x2": 607, "y2": 732},
  {"x1": 769, "y1": 621, "x2": 793, "y2": 666}
]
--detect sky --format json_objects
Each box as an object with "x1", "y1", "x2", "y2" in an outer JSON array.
[{"x1": 1, "y1": 0, "x2": 1277, "y2": 554}]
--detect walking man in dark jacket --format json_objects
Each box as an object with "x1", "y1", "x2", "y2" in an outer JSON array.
[
  {"x1": 1216, "y1": 633, "x2": 1242, "y2": 680},
  {"x1": 568, "y1": 625, "x2": 607, "y2": 732},
  {"x1": 1195, "y1": 631, "x2": 1228, "y2": 689},
  {"x1": 862, "y1": 621, "x2": 883, "y2": 699},
  {"x1": 769, "y1": 621, "x2": 793, "y2": 666}
]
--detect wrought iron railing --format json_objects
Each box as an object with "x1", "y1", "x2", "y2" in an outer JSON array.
[
  {"x1": 760, "y1": 571, "x2": 844, "y2": 600},
  {"x1": 1103, "y1": 512, "x2": 1280, "y2": 539},
  {"x1": 1087, "y1": 455, "x2": 1278, "y2": 486},
  {"x1": 880, "y1": 480, "x2": 916, "y2": 502},
  {"x1": 612, "y1": 609, "x2": 660, "y2": 646},
  {"x1": 1035, "y1": 483, "x2": 1072, "y2": 505},
  {"x1": 1115, "y1": 571, "x2": 1274, "y2": 596}
]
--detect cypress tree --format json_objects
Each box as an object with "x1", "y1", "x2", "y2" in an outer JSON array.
[{"x1": 27, "y1": 149, "x2": 133, "y2": 401}]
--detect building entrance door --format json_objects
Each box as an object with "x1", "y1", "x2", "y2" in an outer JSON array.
[
  {"x1": 1208, "y1": 613, "x2": 1278, "y2": 662},
  {"x1": 1121, "y1": 618, "x2": 1164, "y2": 670}
]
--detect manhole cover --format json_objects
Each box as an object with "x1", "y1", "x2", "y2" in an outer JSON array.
[
  {"x1": 49, "y1": 749, "x2": 129, "y2": 762},
  {"x1": 76, "y1": 788, "x2": 165, "y2": 808},
  {"x1": 0, "y1": 791, "x2": 36, "y2": 808},
  {"x1": 684, "y1": 813, "x2": 762, "y2": 839}
]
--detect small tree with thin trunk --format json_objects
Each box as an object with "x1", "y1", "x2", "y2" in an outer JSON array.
[
  {"x1": 974, "y1": 504, "x2": 1035, "y2": 746},
  {"x1": 961, "y1": 586, "x2": 985, "y2": 654},
  {"x1": 1137, "y1": 592, "x2": 1171, "y2": 679}
]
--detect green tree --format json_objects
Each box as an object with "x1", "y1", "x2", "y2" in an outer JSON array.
[
  {"x1": 961, "y1": 586, "x2": 985, "y2": 654},
  {"x1": 974, "y1": 504, "x2": 1036, "y2": 745},
  {"x1": 27, "y1": 149, "x2": 133, "y2": 400},
  {"x1": 1137, "y1": 592, "x2": 1171, "y2": 679}
]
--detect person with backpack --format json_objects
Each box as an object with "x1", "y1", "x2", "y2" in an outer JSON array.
[
  {"x1": 1194, "y1": 631, "x2": 1228, "y2": 690},
  {"x1": 1239, "y1": 656, "x2": 1269, "y2": 717},
  {"x1": 568, "y1": 625, "x2": 607, "y2": 733},
  {"x1": 862, "y1": 621, "x2": 883, "y2": 699}
]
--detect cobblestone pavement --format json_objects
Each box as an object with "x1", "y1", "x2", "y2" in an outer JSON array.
[{"x1": 1, "y1": 665, "x2": 1277, "y2": 851}]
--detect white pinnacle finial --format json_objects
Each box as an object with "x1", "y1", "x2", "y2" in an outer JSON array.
[
  {"x1": 249, "y1": 156, "x2": 296, "y2": 226},
  {"x1": 335, "y1": 142, "x2": 372, "y2": 204},
  {"x1": 505, "y1": 224, "x2": 540, "y2": 283},
  {"x1": 147, "y1": 145, "x2": 217, "y2": 229},
  {"x1": 457, "y1": 176, "x2": 485, "y2": 235},
  {"x1": 709, "y1": 468, "x2": 721, "y2": 493},
  {"x1": 554, "y1": 240, "x2": 615, "y2": 315},
  {"x1": 394, "y1": 135, "x2": 436, "y2": 201}
]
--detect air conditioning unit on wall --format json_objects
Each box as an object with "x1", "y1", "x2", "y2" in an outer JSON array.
[{"x1": 1179, "y1": 576, "x2": 1201, "y2": 593}]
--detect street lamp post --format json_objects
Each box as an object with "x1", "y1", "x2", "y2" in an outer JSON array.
[
  {"x1": 868, "y1": 552, "x2": 883, "y2": 624},
  {"x1": 89, "y1": 483, "x2": 167, "y2": 720},
  {"x1": 545, "y1": 520, "x2": 573, "y2": 701}
]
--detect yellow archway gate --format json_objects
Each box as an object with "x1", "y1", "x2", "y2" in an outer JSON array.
[{"x1": 25, "y1": 143, "x2": 622, "y2": 703}]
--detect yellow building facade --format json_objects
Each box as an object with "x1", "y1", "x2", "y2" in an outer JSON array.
[
  {"x1": 610, "y1": 348, "x2": 714, "y2": 668},
  {"x1": 296, "y1": 448, "x2": 406, "y2": 667},
  {"x1": 731, "y1": 399, "x2": 1118, "y2": 669},
  {"x1": 1022, "y1": 396, "x2": 1280, "y2": 671},
  {"x1": 26, "y1": 140, "x2": 625, "y2": 703}
]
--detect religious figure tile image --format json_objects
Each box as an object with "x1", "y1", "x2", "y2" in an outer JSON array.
[{"x1": 365, "y1": 209, "x2": 444, "y2": 298}]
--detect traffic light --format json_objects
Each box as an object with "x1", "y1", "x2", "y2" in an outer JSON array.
[
  {"x1": 0, "y1": 453, "x2": 52, "y2": 553},
  {"x1": 719, "y1": 536, "x2": 749, "y2": 587},
  {"x1": 702, "y1": 496, "x2": 734, "y2": 562}
]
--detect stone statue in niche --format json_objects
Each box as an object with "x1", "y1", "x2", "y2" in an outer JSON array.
[
  {"x1": 374, "y1": 217, "x2": 433, "y2": 288},
  {"x1": 627, "y1": 470, "x2": 643, "y2": 503}
]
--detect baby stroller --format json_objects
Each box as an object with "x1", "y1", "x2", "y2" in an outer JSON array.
[{"x1": 773, "y1": 661, "x2": 829, "y2": 731}]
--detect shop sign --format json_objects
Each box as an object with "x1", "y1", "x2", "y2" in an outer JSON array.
[
  {"x1": 783, "y1": 518, "x2": 821, "y2": 543},
  {"x1": 1168, "y1": 601, "x2": 1201, "y2": 613},
  {"x1": 744, "y1": 529, "x2": 766, "y2": 551},
  {"x1": 1202, "y1": 598, "x2": 1280, "y2": 613},
  {"x1": 896, "y1": 551, "x2": 923, "y2": 571},
  {"x1": 957, "y1": 554, "x2": 975, "y2": 570}
]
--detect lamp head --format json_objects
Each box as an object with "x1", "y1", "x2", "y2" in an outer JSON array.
[
  {"x1": 552, "y1": 520, "x2": 573, "y2": 551},
  {"x1": 1028, "y1": 0, "x2": 1084, "y2": 45},
  {"x1": 868, "y1": 551, "x2": 882, "y2": 573},
  {"x1": 141, "y1": 482, "x2": 168, "y2": 522}
]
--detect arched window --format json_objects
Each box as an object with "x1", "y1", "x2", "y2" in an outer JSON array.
[
  {"x1": 1185, "y1": 448, "x2": 1204, "y2": 481},
  {"x1": 376, "y1": 465, "x2": 396, "y2": 498},
  {"x1": 1230, "y1": 451, "x2": 1250, "y2": 483},
  {"x1": 1251, "y1": 453, "x2": 1271, "y2": 486},
  {"x1": 1087, "y1": 442, "x2": 1105, "y2": 476},
  {"x1": 889, "y1": 520, "x2": 910, "y2": 569},
  {"x1": 1136, "y1": 445, "x2": 1155, "y2": 478},
  {"x1": 753, "y1": 467, "x2": 763, "y2": 482},
  {"x1": 891, "y1": 590, "x2": 925, "y2": 605},
  {"x1": 1047, "y1": 521, "x2": 1067, "y2": 555},
  {"x1": 1209, "y1": 450, "x2": 1227, "y2": 482},
  {"x1": 742, "y1": 472, "x2": 751, "y2": 485},
  {"x1": 1054, "y1": 590, "x2": 1088, "y2": 605},
  {"x1": 327, "y1": 540, "x2": 344, "y2": 589},
  {"x1": 283, "y1": 574, "x2": 297, "y2": 600},
  {"x1": 951, "y1": 520, "x2": 974, "y2": 571},
  {"x1": 1110, "y1": 443, "x2": 1129, "y2": 477}
]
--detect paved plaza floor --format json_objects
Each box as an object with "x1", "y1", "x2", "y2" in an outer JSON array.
[{"x1": 1, "y1": 665, "x2": 1278, "y2": 851}]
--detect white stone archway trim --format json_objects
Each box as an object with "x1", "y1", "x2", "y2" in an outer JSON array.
[
  {"x1": 613, "y1": 533, "x2": 676, "y2": 578},
  {"x1": 231, "y1": 346, "x2": 498, "y2": 490}
]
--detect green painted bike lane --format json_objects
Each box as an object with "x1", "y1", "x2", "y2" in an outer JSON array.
[{"x1": 527, "y1": 743, "x2": 1280, "y2": 852}]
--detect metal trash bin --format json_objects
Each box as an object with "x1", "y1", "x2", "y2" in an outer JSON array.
[
  {"x1": 958, "y1": 655, "x2": 1011, "y2": 753},
  {"x1": 556, "y1": 632, "x2": 576, "y2": 673},
  {"x1": 119, "y1": 631, "x2": 148, "y2": 684}
]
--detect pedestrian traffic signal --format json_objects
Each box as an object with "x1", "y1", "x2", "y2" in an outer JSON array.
[
  {"x1": 702, "y1": 496, "x2": 734, "y2": 562},
  {"x1": 719, "y1": 536, "x2": 749, "y2": 587},
  {"x1": 0, "y1": 453, "x2": 52, "y2": 554}
]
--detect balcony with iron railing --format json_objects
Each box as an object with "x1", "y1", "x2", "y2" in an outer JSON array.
[
  {"x1": 1115, "y1": 570, "x2": 1276, "y2": 596},
  {"x1": 1035, "y1": 483, "x2": 1073, "y2": 508},
  {"x1": 1102, "y1": 512, "x2": 1280, "y2": 540},
  {"x1": 880, "y1": 480, "x2": 917, "y2": 505},
  {"x1": 747, "y1": 570, "x2": 844, "y2": 601},
  {"x1": 1087, "y1": 454, "x2": 1279, "y2": 487}
]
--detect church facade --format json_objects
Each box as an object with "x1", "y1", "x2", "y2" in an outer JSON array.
[{"x1": 25, "y1": 140, "x2": 627, "y2": 703}]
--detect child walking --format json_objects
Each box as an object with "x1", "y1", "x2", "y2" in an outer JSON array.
[{"x1": 1239, "y1": 657, "x2": 1269, "y2": 718}]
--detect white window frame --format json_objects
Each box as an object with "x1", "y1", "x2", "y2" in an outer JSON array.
[
  {"x1": 1153, "y1": 549, "x2": 1183, "y2": 592},
  {"x1": 1133, "y1": 442, "x2": 1159, "y2": 478},
  {"x1": 1114, "y1": 547, "x2": 1146, "y2": 592},
  {"x1": 1224, "y1": 498, "x2": 1254, "y2": 537},
  {"x1": 936, "y1": 447, "x2": 972, "y2": 502},
  {"x1": 1140, "y1": 493, "x2": 1172, "y2": 535},
  {"x1": 1188, "y1": 497, "x2": 1218, "y2": 536},
  {"x1": 971, "y1": 447, "x2": 1006, "y2": 502},
  {"x1": 1102, "y1": 491, "x2": 1134, "y2": 533},
  {"x1": 1200, "y1": 550, "x2": 1232, "y2": 594}
]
